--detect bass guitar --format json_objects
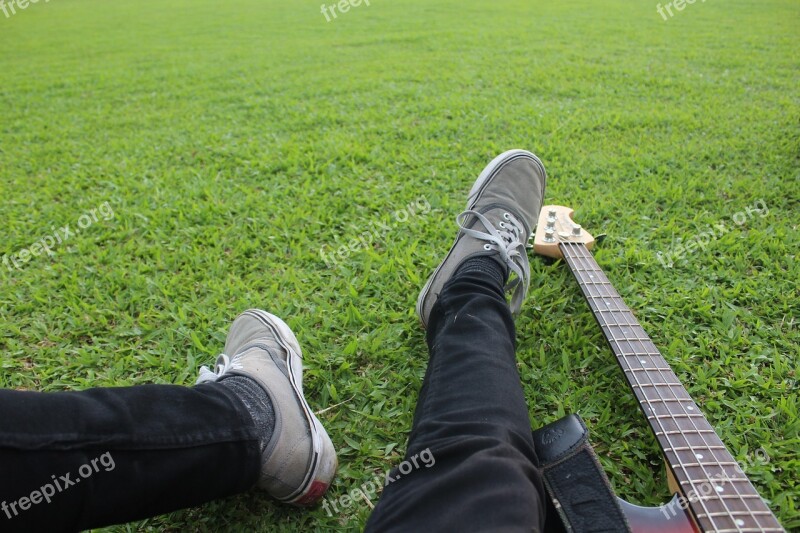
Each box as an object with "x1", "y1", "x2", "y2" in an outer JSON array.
[{"x1": 531, "y1": 205, "x2": 784, "y2": 533}]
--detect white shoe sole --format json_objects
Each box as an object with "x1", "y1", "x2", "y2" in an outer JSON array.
[{"x1": 242, "y1": 310, "x2": 338, "y2": 506}]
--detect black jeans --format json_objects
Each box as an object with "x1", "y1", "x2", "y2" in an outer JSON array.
[
  {"x1": 0, "y1": 269, "x2": 545, "y2": 532},
  {"x1": 0, "y1": 383, "x2": 261, "y2": 532},
  {"x1": 366, "y1": 269, "x2": 546, "y2": 532}
]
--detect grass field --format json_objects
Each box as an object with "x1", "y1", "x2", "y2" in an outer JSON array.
[{"x1": 1, "y1": 0, "x2": 798, "y2": 530}]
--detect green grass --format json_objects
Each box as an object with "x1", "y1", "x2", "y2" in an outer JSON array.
[{"x1": 1, "y1": 0, "x2": 798, "y2": 530}]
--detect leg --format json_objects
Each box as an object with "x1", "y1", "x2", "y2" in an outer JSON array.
[
  {"x1": 0, "y1": 383, "x2": 260, "y2": 532},
  {"x1": 367, "y1": 150, "x2": 548, "y2": 532},
  {"x1": 366, "y1": 264, "x2": 546, "y2": 531},
  {"x1": 0, "y1": 309, "x2": 336, "y2": 532}
]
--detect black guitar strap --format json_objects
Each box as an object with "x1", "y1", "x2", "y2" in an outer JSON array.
[{"x1": 531, "y1": 414, "x2": 632, "y2": 533}]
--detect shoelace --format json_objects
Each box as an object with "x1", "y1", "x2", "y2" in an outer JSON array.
[
  {"x1": 196, "y1": 353, "x2": 243, "y2": 384},
  {"x1": 457, "y1": 209, "x2": 531, "y2": 315}
]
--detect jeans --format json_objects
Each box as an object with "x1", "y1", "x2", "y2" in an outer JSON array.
[
  {"x1": 0, "y1": 268, "x2": 546, "y2": 532},
  {"x1": 0, "y1": 383, "x2": 260, "y2": 532},
  {"x1": 365, "y1": 269, "x2": 546, "y2": 532}
]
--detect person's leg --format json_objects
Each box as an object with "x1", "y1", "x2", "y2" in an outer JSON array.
[
  {"x1": 366, "y1": 150, "x2": 548, "y2": 532},
  {"x1": 0, "y1": 383, "x2": 259, "y2": 532},
  {"x1": 0, "y1": 309, "x2": 336, "y2": 532}
]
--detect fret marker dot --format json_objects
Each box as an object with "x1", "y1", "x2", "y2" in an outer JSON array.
[
  {"x1": 695, "y1": 453, "x2": 704, "y2": 460},
  {"x1": 735, "y1": 519, "x2": 745, "y2": 526},
  {"x1": 687, "y1": 406, "x2": 695, "y2": 411},
  {"x1": 714, "y1": 485, "x2": 724, "y2": 493},
  {"x1": 640, "y1": 360, "x2": 646, "y2": 364}
]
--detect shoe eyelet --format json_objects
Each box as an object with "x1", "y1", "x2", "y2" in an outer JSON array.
[
  {"x1": 483, "y1": 244, "x2": 492, "y2": 251},
  {"x1": 503, "y1": 213, "x2": 511, "y2": 220},
  {"x1": 499, "y1": 222, "x2": 506, "y2": 228}
]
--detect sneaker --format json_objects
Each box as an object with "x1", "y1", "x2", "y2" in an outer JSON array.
[
  {"x1": 416, "y1": 149, "x2": 547, "y2": 328},
  {"x1": 196, "y1": 309, "x2": 337, "y2": 506}
]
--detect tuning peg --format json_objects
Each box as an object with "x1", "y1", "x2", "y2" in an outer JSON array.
[
  {"x1": 544, "y1": 227, "x2": 556, "y2": 243},
  {"x1": 572, "y1": 224, "x2": 582, "y2": 236}
]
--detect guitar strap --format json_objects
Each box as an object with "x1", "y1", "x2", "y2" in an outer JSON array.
[{"x1": 532, "y1": 414, "x2": 632, "y2": 533}]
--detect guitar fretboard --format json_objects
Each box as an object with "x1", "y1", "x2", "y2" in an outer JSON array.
[{"x1": 559, "y1": 241, "x2": 784, "y2": 533}]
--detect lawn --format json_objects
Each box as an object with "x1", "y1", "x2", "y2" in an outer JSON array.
[{"x1": 1, "y1": 0, "x2": 798, "y2": 531}]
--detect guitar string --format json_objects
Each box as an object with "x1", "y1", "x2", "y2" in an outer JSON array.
[
  {"x1": 562, "y1": 242, "x2": 773, "y2": 530},
  {"x1": 559, "y1": 241, "x2": 734, "y2": 530},
  {"x1": 560, "y1": 242, "x2": 735, "y2": 530},
  {"x1": 559, "y1": 242, "x2": 775, "y2": 530},
  {"x1": 561, "y1": 242, "x2": 776, "y2": 531}
]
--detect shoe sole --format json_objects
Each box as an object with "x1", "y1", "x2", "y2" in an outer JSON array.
[
  {"x1": 415, "y1": 149, "x2": 545, "y2": 326},
  {"x1": 242, "y1": 309, "x2": 338, "y2": 506}
]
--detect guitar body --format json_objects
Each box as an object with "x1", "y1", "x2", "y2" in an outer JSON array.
[{"x1": 619, "y1": 495, "x2": 697, "y2": 533}]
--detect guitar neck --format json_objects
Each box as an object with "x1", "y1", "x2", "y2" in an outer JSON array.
[{"x1": 558, "y1": 241, "x2": 784, "y2": 532}]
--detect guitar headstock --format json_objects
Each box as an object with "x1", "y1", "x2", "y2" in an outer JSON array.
[{"x1": 533, "y1": 205, "x2": 595, "y2": 259}]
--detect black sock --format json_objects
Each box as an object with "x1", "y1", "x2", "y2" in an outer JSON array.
[
  {"x1": 453, "y1": 256, "x2": 508, "y2": 289},
  {"x1": 218, "y1": 376, "x2": 275, "y2": 455}
]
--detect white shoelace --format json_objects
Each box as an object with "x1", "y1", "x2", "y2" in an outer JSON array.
[
  {"x1": 196, "y1": 353, "x2": 243, "y2": 384},
  {"x1": 457, "y1": 209, "x2": 531, "y2": 315}
]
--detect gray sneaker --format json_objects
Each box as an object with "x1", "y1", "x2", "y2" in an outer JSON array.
[
  {"x1": 197, "y1": 309, "x2": 337, "y2": 505},
  {"x1": 416, "y1": 149, "x2": 547, "y2": 328}
]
